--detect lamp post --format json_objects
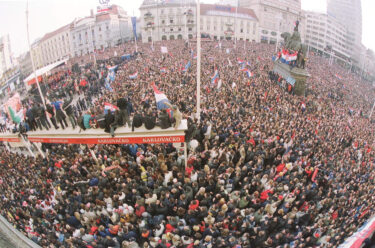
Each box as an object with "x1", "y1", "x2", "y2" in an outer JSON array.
[
  {"x1": 26, "y1": 0, "x2": 46, "y2": 109},
  {"x1": 196, "y1": 0, "x2": 201, "y2": 122},
  {"x1": 234, "y1": 0, "x2": 238, "y2": 47},
  {"x1": 89, "y1": 22, "x2": 97, "y2": 68}
]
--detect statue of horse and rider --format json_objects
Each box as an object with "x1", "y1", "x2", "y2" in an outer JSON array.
[{"x1": 280, "y1": 20, "x2": 308, "y2": 69}]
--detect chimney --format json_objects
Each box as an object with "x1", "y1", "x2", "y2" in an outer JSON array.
[{"x1": 90, "y1": 9, "x2": 94, "y2": 17}]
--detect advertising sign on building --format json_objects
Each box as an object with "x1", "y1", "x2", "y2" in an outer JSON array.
[{"x1": 97, "y1": 0, "x2": 111, "y2": 13}]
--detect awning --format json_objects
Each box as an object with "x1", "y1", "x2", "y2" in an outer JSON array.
[{"x1": 23, "y1": 58, "x2": 68, "y2": 85}]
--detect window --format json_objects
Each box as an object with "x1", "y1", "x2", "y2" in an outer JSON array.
[
  {"x1": 188, "y1": 27, "x2": 192, "y2": 31},
  {"x1": 240, "y1": 28, "x2": 243, "y2": 33},
  {"x1": 170, "y1": 28, "x2": 173, "y2": 31},
  {"x1": 170, "y1": 19, "x2": 173, "y2": 24},
  {"x1": 99, "y1": 26, "x2": 101, "y2": 31},
  {"x1": 162, "y1": 20, "x2": 165, "y2": 24},
  {"x1": 178, "y1": 28, "x2": 181, "y2": 31},
  {"x1": 106, "y1": 26, "x2": 109, "y2": 30}
]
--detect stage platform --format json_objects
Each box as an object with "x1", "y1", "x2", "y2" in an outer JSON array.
[{"x1": 0, "y1": 120, "x2": 187, "y2": 145}]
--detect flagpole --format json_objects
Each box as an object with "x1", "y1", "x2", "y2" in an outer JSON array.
[
  {"x1": 89, "y1": 22, "x2": 97, "y2": 68},
  {"x1": 133, "y1": 12, "x2": 138, "y2": 53},
  {"x1": 369, "y1": 99, "x2": 375, "y2": 119},
  {"x1": 26, "y1": 0, "x2": 46, "y2": 109},
  {"x1": 196, "y1": 0, "x2": 201, "y2": 122},
  {"x1": 234, "y1": 0, "x2": 238, "y2": 47}
]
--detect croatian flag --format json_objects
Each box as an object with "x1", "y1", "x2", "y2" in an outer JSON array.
[
  {"x1": 104, "y1": 102, "x2": 119, "y2": 113},
  {"x1": 109, "y1": 70, "x2": 115, "y2": 82},
  {"x1": 151, "y1": 82, "x2": 171, "y2": 110},
  {"x1": 241, "y1": 68, "x2": 253, "y2": 78},
  {"x1": 160, "y1": 67, "x2": 167, "y2": 73},
  {"x1": 335, "y1": 74, "x2": 343, "y2": 80},
  {"x1": 182, "y1": 61, "x2": 191, "y2": 73},
  {"x1": 129, "y1": 72, "x2": 138, "y2": 79},
  {"x1": 281, "y1": 49, "x2": 298, "y2": 63},
  {"x1": 246, "y1": 70, "x2": 254, "y2": 78},
  {"x1": 211, "y1": 68, "x2": 219, "y2": 84},
  {"x1": 237, "y1": 58, "x2": 245, "y2": 64},
  {"x1": 107, "y1": 65, "x2": 118, "y2": 71},
  {"x1": 246, "y1": 61, "x2": 251, "y2": 66}
]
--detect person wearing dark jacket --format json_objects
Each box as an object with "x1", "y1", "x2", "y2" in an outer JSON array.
[
  {"x1": 117, "y1": 94, "x2": 131, "y2": 128},
  {"x1": 131, "y1": 112, "x2": 143, "y2": 131},
  {"x1": 37, "y1": 104, "x2": 51, "y2": 130},
  {"x1": 46, "y1": 102, "x2": 59, "y2": 129},
  {"x1": 52, "y1": 99, "x2": 68, "y2": 129},
  {"x1": 158, "y1": 109, "x2": 171, "y2": 129},
  {"x1": 63, "y1": 96, "x2": 77, "y2": 129},
  {"x1": 144, "y1": 109, "x2": 156, "y2": 130},
  {"x1": 26, "y1": 106, "x2": 36, "y2": 131}
]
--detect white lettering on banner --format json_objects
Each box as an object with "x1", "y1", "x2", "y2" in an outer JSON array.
[
  {"x1": 26, "y1": 135, "x2": 185, "y2": 144},
  {"x1": 97, "y1": 138, "x2": 130, "y2": 144},
  {"x1": 142, "y1": 137, "x2": 182, "y2": 143}
]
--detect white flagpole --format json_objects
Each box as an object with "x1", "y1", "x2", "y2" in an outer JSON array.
[
  {"x1": 133, "y1": 11, "x2": 138, "y2": 53},
  {"x1": 234, "y1": 0, "x2": 238, "y2": 47},
  {"x1": 26, "y1": 0, "x2": 46, "y2": 109},
  {"x1": 369, "y1": 99, "x2": 375, "y2": 119},
  {"x1": 196, "y1": 0, "x2": 201, "y2": 122}
]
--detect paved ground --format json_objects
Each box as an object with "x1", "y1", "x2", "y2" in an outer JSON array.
[{"x1": 0, "y1": 230, "x2": 16, "y2": 248}]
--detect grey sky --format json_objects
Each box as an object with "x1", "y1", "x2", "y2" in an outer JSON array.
[{"x1": 0, "y1": 0, "x2": 373, "y2": 57}]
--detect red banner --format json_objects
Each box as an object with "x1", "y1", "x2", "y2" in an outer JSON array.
[
  {"x1": 0, "y1": 137, "x2": 21, "y2": 142},
  {"x1": 28, "y1": 135, "x2": 185, "y2": 144}
]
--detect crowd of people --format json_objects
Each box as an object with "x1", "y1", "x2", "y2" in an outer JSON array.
[{"x1": 0, "y1": 39, "x2": 375, "y2": 248}]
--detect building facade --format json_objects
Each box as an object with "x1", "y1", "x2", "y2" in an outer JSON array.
[
  {"x1": 139, "y1": 0, "x2": 197, "y2": 42},
  {"x1": 28, "y1": 5, "x2": 131, "y2": 65},
  {"x1": 219, "y1": 0, "x2": 304, "y2": 44},
  {"x1": 327, "y1": 0, "x2": 362, "y2": 65},
  {"x1": 38, "y1": 24, "x2": 71, "y2": 68},
  {"x1": 70, "y1": 5, "x2": 131, "y2": 57},
  {"x1": 0, "y1": 35, "x2": 14, "y2": 77},
  {"x1": 200, "y1": 4, "x2": 259, "y2": 42},
  {"x1": 30, "y1": 38, "x2": 43, "y2": 70},
  {"x1": 304, "y1": 10, "x2": 351, "y2": 62}
]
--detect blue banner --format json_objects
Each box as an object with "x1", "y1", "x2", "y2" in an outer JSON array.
[{"x1": 131, "y1": 17, "x2": 137, "y2": 41}]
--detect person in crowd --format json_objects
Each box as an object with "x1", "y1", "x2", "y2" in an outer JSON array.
[
  {"x1": 51, "y1": 98, "x2": 68, "y2": 129},
  {"x1": 117, "y1": 94, "x2": 132, "y2": 128},
  {"x1": 62, "y1": 95, "x2": 77, "y2": 129}
]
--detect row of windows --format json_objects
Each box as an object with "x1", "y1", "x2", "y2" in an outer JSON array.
[{"x1": 72, "y1": 25, "x2": 109, "y2": 40}]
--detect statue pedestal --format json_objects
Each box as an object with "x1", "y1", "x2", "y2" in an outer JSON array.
[{"x1": 272, "y1": 61, "x2": 310, "y2": 96}]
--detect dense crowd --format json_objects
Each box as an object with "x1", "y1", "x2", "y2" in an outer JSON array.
[{"x1": 1, "y1": 39, "x2": 375, "y2": 248}]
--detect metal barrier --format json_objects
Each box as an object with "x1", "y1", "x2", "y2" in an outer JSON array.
[{"x1": 0, "y1": 215, "x2": 41, "y2": 248}]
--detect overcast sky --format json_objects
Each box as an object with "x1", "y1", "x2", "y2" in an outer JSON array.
[{"x1": 0, "y1": 0, "x2": 373, "y2": 57}]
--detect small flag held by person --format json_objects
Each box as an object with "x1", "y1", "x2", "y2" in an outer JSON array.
[
  {"x1": 129, "y1": 72, "x2": 138, "y2": 79},
  {"x1": 211, "y1": 68, "x2": 219, "y2": 84},
  {"x1": 151, "y1": 82, "x2": 171, "y2": 110},
  {"x1": 182, "y1": 61, "x2": 191, "y2": 73},
  {"x1": 104, "y1": 102, "x2": 119, "y2": 113}
]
